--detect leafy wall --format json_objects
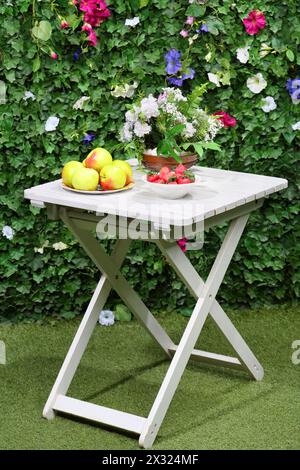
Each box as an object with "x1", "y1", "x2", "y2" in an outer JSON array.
[{"x1": 0, "y1": 0, "x2": 299, "y2": 321}]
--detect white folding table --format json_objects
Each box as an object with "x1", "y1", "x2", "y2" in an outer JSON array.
[{"x1": 24, "y1": 165, "x2": 287, "y2": 448}]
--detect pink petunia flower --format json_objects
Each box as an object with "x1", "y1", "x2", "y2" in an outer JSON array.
[
  {"x1": 82, "y1": 23, "x2": 93, "y2": 32},
  {"x1": 242, "y1": 10, "x2": 266, "y2": 35},
  {"x1": 88, "y1": 30, "x2": 97, "y2": 46},
  {"x1": 60, "y1": 21, "x2": 69, "y2": 29},
  {"x1": 50, "y1": 51, "x2": 58, "y2": 59},
  {"x1": 180, "y1": 30, "x2": 189, "y2": 38},
  {"x1": 80, "y1": 0, "x2": 96, "y2": 15},
  {"x1": 177, "y1": 238, "x2": 187, "y2": 253},
  {"x1": 186, "y1": 16, "x2": 195, "y2": 26},
  {"x1": 213, "y1": 111, "x2": 237, "y2": 127}
]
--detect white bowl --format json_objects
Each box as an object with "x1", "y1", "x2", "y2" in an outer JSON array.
[{"x1": 142, "y1": 174, "x2": 201, "y2": 199}]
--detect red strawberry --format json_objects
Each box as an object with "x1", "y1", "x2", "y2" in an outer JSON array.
[
  {"x1": 147, "y1": 174, "x2": 160, "y2": 182},
  {"x1": 166, "y1": 171, "x2": 177, "y2": 182},
  {"x1": 168, "y1": 181, "x2": 178, "y2": 185},
  {"x1": 175, "y1": 164, "x2": 187, "y2": 175},
  {"x1": 153, "y1": 178, "x2": 165, "y2": 184},
  {"x1": 159, "y1": 166, "x2": 171, "y2": 182},
  {"x1": 177, "y1": 177, "x2": 192, "y2": 184}
]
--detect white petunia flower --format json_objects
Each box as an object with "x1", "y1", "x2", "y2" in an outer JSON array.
[
  {"x1": 261, "y1": 96, "x2": 277, "y2": 113},
  {"x1": 292, "y1": 121, "x2": 300, "y2": 131},
  {"x1": 45, "y1": 116, "x2": 59, "y2": 132},
  {"x1": 2, "y1": 225, "x2": 14, "y2": 240},
  {"x1": 247, "y1": 73, "x2": 267, "y2": 94},
  {"x1": 120, "y1": 122, "x2": 133, "y2": 142},
  {"x1": 125, "y1": 107, "x2": 140, "y2": 123},
  {"x1": 52, "y1": 242, "x2": 68, "y2": 251},
  {"x1": 134, "y1": 121, "x2": 151, "y2": 138},
  {"x1": 99, "y1": 310, "x2": 115, "y2": 326},
  {"x1": 23, "y1": 91, "x2": 36, "y2": 101},
  {"x1": 236, "y1": 46, "x2": 250, "y2": 64},
  {"x1": 125, "y1": 17, "x2": 140, "y2": 27},
  {"x1": 73, "y1": 96, "x2": 90, "y2": 110},
  {"x1": 111, "y1": 82, "x2": 138, "y2": 99},
  {"x1": 207, "y1": 72, "x2": 221, "y2": 87},
  {"x1": 140, "y1": 94, "x2": 159, "y2": 119}
]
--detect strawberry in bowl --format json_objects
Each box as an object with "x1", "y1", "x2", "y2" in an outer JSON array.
[{"x1": 142, "y1": 164, "x2": 200, "y2": 199}]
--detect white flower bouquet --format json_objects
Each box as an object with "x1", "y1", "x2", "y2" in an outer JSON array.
[{"x1": 119, "y1": 85, "x2": 222, "y2": 165}]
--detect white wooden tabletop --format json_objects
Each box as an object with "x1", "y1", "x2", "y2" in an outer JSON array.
[{"x1": 24, "y1": 165, "x2": 288, "y2": 226}]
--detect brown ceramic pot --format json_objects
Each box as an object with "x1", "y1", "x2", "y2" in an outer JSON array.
[{"x1": 142, "y1": 152, "x2": 198, "y2": 171}]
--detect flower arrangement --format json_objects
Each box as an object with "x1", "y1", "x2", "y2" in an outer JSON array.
[
  {"x1": 118, "y1": 40, "x2": 239, "y2": 167},
  {"x1": 120, "y1": 84, "x2": 225, "y2": 163}
]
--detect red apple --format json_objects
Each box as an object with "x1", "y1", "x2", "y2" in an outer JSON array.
[
  {"x1": 100, "y1": 165, "x2": 127, "y2": 190},
  {"x1": 112, "y1": 160, "x2": 133, "y2": 185},
  {"x1": 85, "y1": 148, "x2": 113, "y2": 172}
]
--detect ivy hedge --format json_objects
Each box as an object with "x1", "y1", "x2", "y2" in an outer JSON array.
[{"x1": 0, "y1": 0, "x2": 299, "y2": 322}]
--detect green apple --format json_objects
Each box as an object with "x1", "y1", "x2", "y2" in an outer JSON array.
[
  {"x1": 72, "y1": 167, "x2": 99, "y2": 191},
  {"x1": 62, "y1": 161, "x2": 83, "y2": 187},
  {"x1": 100, "y1": 165, "x2": 127, "y2": 190},
  {"x1": 85, "y1": 148, "x2": 113, "y2": 172},
  {"x1": 112, "y1": 160, "x2": 133, "y2": 185}
]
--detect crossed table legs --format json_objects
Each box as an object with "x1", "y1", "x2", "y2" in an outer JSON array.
[{"x1": 43, "y1": 207, "x2": 263, "y2": 448}]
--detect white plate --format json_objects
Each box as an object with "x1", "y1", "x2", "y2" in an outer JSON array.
[{"x1": 62, "y1": 182, "x2": 134, "y2": 195}]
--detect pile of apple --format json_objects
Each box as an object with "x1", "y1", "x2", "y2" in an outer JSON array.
[
  {"x1": 62, "y1": 148, "x2": 133, "y2": 191},
  {"x1": 146, "y1": 164, "x2": 195, "y2": 184}
]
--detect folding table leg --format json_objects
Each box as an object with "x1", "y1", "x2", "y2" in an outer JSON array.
[
  {"x1": 43, "y1": 238, "x2": 131, "y2": 419},
  {"x1": 60, "y1": 209, "x2": 175, "y2": 356},
  {"x1": 139, "y1": 215, "x2": 249, "y2": 448},
  {"x1": 156, "y1": 238, "x2": 264, "y2": 381}
]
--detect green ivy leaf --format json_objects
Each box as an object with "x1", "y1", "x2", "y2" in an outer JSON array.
[
  {"x1": 32, "y1": 56, "x2": 41, "y2": 72},
  {"x1": 32, "y1": 21, "x2": 52, "y2": 42},
  {"x1": 286, "y1": 49, "x2": 294, "y2": 62},
  {"x1": 186, "y1": 5, "x2": 206, "y2": 17}
]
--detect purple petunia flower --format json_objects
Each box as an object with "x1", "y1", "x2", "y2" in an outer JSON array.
[
  {"x1": 196, "y1": 23, "x2": 209, "y2": 33},
  {"x1": 82, "y1": 132, "x2": 96, "y2": 144},
  {"x1": 286, "y1": 78, "x2": 300, "y2": 95},
  {"x1": 168, "y1": 76, "x2": 184, "y2": 87},
  {"x1": 165, "y1": 49, "x2": 182, "y2": 75},
  {"x1": 73, "y1": 48, "x2": 82, "y2": 61},
  {"x1": 182, "y1": 68, "x2": 195, "y2": 80},
  {"x1": 286, "y1": 78, "x2": 300, "y2": 102}
]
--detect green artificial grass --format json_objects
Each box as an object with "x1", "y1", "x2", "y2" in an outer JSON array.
[{"x1": 0, "y1": 306, "x2": 300, "y2": 450}]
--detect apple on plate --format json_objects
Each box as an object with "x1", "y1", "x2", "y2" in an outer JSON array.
[
  {"x1": 72, "y1": 167, "x2": 99, "y2": 191},
  {"x1": 100, "y1": 165, "x2": 127, "y2": 190},
  {"x1": 62, "y1": 161, "x2": 83, "y2": 187},
  {"x1": 85, "y1": 148, "x2": 113, "y2": 172},
  {"x1": 112, "y1": 160, "x2": 133, "y2": 185}
]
